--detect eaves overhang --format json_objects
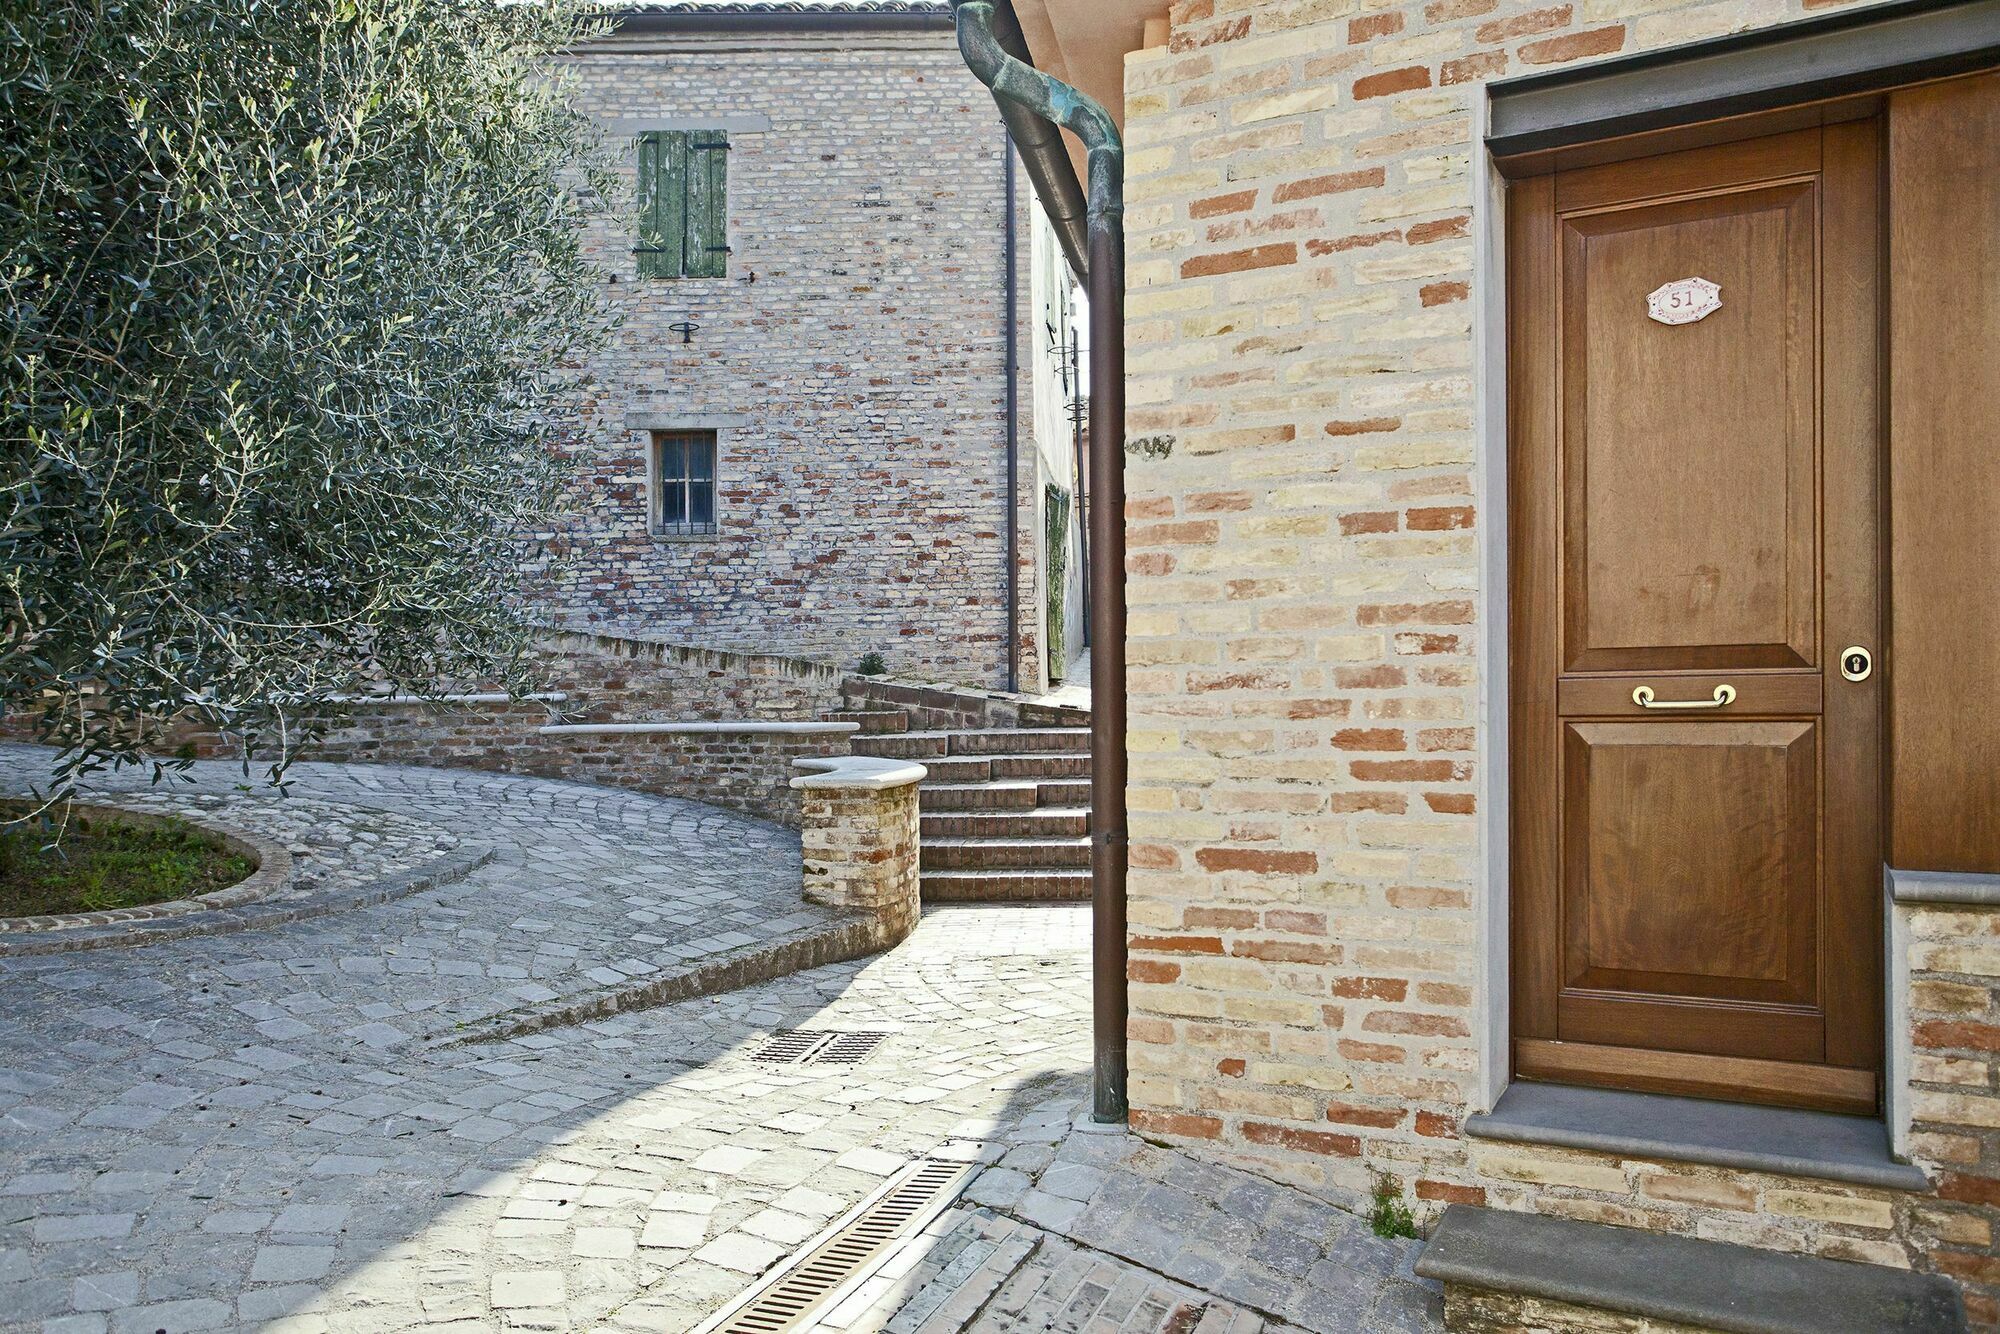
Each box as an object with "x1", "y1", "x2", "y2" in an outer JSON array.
[{"x1": 1486, "y1": 0, "x2": 2000, "y2": 159}]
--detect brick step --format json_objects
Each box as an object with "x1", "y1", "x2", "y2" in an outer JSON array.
[
  {"x1": 905, "y1": 753, "x2": 1089, "y2": 784},
  {"x1": 1019, "y1": 702, "x2": 1092, "y2": 728},
  {"x1": 918, "y1": 781, "x2": 1040, "y2": 811},
  {"x1": 851, "y1": 732, "x2": 952, "y2": 760},
  {"x1": 917, "y1": 779, "x2": 1089, "y2": 811},
  {"x1": 920, "y1": 869, "x2": 1093, "y2": 902},
  {"x1": 824, "y1": 709, "x2": 907, "y2": 735},
  {"x1": 989, "y1": 753, "x2": 1091, "y2": 780},
  {"x1": 920, "y1": 807, "x2": 1091, "y2": 839},
  {"x1": 950, "y1": 728, "x2": 1090, "y2": 755},
  {"x1": 921, "y1": 836, "x2": 1092, "y2": 871}
]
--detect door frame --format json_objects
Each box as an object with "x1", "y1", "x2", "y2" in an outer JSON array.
[{"x1": 1472, "y1": 90, "x2": 1904, "y2": 1118}]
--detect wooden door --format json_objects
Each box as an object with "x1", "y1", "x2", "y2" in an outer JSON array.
[{"x1": 1508, "y1": 123, "x2": 1884, "y2": 1114}]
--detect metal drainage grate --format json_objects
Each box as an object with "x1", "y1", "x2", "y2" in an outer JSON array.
[
  {"x1": 749, "y1": 1029, "x2": 890, "y2": 1067},
  {"x1": 693, "y1": 1157, "x2": 972, "y2": 1334}
]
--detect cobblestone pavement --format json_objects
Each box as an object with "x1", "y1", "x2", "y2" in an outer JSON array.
[{"x1": 0, "y1": 750, "x2": 1437, "y2": 1333}]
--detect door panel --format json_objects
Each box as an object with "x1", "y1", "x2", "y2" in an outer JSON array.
[
  {"x1": 1509, "y1": 123, "x2": 1884, "y2": 1113},
  {"x1": 1561, "y1": 180, "x2": 1818, "y2": 673},
  {"x1": 1562, "y1": 721, "x2": 1818, "y2": 1010}
]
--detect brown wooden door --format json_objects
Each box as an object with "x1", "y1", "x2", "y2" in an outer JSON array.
[{"x1": 1508, "y1": 123, "x2": 1884, "y2": 1114}]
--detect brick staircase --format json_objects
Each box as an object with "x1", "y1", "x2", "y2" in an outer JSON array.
[{"x1": 831, "y1": 679, "x2": 1092, "y2": 902}]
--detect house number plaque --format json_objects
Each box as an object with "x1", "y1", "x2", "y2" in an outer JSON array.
[{"x1": 1647, "y1": 277, "x2": 1722, "y2": 325}]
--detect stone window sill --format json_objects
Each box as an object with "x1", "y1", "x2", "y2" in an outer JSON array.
[{"x1": 1464, "y1": 1081, "x2": 1931, "y2": 1193}]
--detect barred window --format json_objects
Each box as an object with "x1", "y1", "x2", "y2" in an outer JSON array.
[{"x1": 653, "y1": 430, "x2": 717, "y2": 536}]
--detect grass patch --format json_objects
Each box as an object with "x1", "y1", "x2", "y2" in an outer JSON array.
[
  {"x1": 1368, "y1": 1180, "x2": 1419, "y2": 1240},
  {"x1": 0, "y1": 804, "x2": 257, "y2": 917}
]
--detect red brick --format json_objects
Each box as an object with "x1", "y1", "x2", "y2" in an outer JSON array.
[
  {"x1": 1242, "y1": 1121, "x2": 1361, "y2": 1156},
  {"x1": 1195, "y1": 847, "x2": 1319, "y2": 874},
  {"x1": 1417, "y1": 1180, "x2": 1487, "y2": 1205},
  {"x1": 1132, "y1": 1110, "x2": 1224, "y2": 1140},
  {"x1": 1180, "y1": 243, "x2": 1297, "y2": 278},
  {"x1": 1354, "y1": 66, "x2": 1432, "y2": 99},
  {"x1": 1935, "y1": 1250, "x2": 2000, "y2": 1287},
  {"x1": 1127, "y1": 496, "x2": 1176, "y2": 519},
  {"x1": 1128, "y1": 552, "x2": 1175, "y2": 576},
  {"x1": 1338, "y1": 1038, "x2": 1406, "y2": 1063},
  {"x1": 1407, "y1": 215, "x2": 1472, "y2": 244},
  {"x1": 1191, "y1": 189, "x2": 1258, "y2": 219},
  {"x1": 1420, "y1": 280, "x2": 1470, "y2": 307},
  {"x1": 1187, "y1": 906, "x2": 1260, "y2": 930},
  {"x1": 1187, "y1": 490, "x2": 1254, "y2": 513},
  {"x1": 1349, "y1": 12, "x2": 1404, "y2": 42},
  {"x1": 1273, "y1": 168, "x2": 1385, "y2": 203},
  {"x1": 1520, "y1": 26, "x2": 1625, "y2": 64},
  {"x1": 1352, "y1": 758, "x2": 1463, "y2": 783},
  {"x1": 1129, "y1": 843, "x2": 1182, "y2": 870},
  {"x1": 1359, "y1": 600, "x2": 1474, "y2": 626},
  {"x1": 1425, "y1": 791, "x2": 1476, "y2": 815},
  {"x1": 1331, "y1": 727, "x2": 1404, "y2": 751},
  {"x1": 1131, "y1": 934, "x2": 1225, "y2": 955},
  {"x1": 1915, "y1": 1020, "x2": 2000, "y2": 1051},
  {"x1": 1308, "y1": 230, "x2": 1402, "y2": 256},
  {"x1": 1327, "y1": 416, "x2": 1402, "y2": 436},
  {"x1": 1129, "y1": 958, "x2": 1182, "y2": 984},
  {"x1": 1340, "y1": 511, "x2": 1399, "y2": 535},
  {"x1": 1939, "y1": 1173, "x2": 2000, "y2": 1207},
  {"x1": 1415, "y1": 1110, "x2": 1459, "y2": 1138},
  {"x1": 1326, "y1": 1102, "x2": 1406, "y2": 1129},
  {"x1": 1217, "y1": 1057, "x2": 1247, "y2": 1077},
  {"x1": 1332, "y1": 976, "x2": 1409, "y2": 1001}
]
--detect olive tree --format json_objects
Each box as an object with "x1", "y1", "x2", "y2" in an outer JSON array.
[{"x1": 1, "y1": 0, "x2": 612, "y2": 795}]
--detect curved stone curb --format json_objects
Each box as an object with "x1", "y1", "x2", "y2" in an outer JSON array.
[
  {"x1": 0, "y1": 841, "x2": 496, "y2": 957},
  {"x1": 437, "y1": 909, "x2": 894, "y2": 1048},
  {"x1": 0, "y1": 803, "x2": 294, "y2": 936}
]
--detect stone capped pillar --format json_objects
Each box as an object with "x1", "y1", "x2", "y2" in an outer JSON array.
[{"x1": 791, "y1": 756, "x2": 926, "y2": 943}]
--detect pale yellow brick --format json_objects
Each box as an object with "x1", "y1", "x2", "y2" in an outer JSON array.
[{"x1": 1765, "y1": 1190, "x2": 1895, "y2": 1231}]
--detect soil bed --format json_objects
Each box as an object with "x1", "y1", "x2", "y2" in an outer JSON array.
[{"x1": 0, "y1": 802, "x2": 257, "y2": 917}]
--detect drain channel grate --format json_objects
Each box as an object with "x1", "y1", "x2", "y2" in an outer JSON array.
[
  {"x1": 694, "y1": 1157, "x2": 971, "y2": 1334},
  {"x1": 749, "y1": 1029, "x2": 890, "y2": 1066}
]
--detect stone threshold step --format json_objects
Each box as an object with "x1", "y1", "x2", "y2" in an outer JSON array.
[
  {"x1": 1465, "y1": 1081, "x2": 1930, "y2": 1192},
  {"x1": 1415, "y1": 1205, "x2": 1965, "y2": 1334},
  {"x1": 921, "y1": 835, "x2": 1092, "y2": 871}
]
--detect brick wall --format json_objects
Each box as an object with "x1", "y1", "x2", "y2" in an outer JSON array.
[
  {"x1": 1112, "y1": 0, "x2": 2000, "y2": 1321},
  {"x1": 531, "y1": 23, "x2": 1045, "y2": 690},
  {"x1": 294, "y1": 630, "x2": 854, "y2": 825}
]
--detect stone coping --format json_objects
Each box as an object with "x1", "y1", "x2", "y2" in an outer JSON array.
[
  {"x1": 1465, "y1": 1081, "x2": 1932, "y2": 1192},
  {"x1": 1889, "y1": 866, "x2": 2000, "y2": 906},
  {"x1": 539, "y1": 720, "x2": 860, "y2": 737},
  {"x1": 1415, "y1": 1204, "x2": 1966, "y2": 1334},
  {"x1": 0, "y1": 802, "x2": 292, "y2": 936},
  {"x1": 790, "y1": 755, "x2": 928, "y2": 791}
]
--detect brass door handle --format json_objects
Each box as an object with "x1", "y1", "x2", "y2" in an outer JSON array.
[{"x1": 1632, "y1": 684, "x2": 1736, "y2": 710}]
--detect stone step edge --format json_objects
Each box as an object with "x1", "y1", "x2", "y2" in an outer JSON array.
[
  {"x1": 432, "y1": 911, "x2": 895, "y2": 1049},
  {"x1": 1414, "y1": 1205, "x2": 1966, "y2": 1334}
]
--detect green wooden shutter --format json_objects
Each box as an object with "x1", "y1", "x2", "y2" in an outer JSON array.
[
  {"x1": 635, "y1": 131, "x2": 689, "y2": 278},
  {"x1": 686, "y1": 132, "x2": 729, "y2": 278}
]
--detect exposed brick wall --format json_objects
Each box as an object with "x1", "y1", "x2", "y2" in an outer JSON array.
[
  {"x1": 530, "y1": 25, "x2": 1045, "y2": 690},
  {"x1": 798, "y1": 777, "x2": 923, "y2": 940},
  {"x1": 1904, "y1": 902, "x2": 2000, "y2": 1325},
  {"x1": 1113, "y1": 0, "x2": 1998, "y2": 1320},
  {"x1": 296, "y1": 630, "x2": 854, "y2": 825}
]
